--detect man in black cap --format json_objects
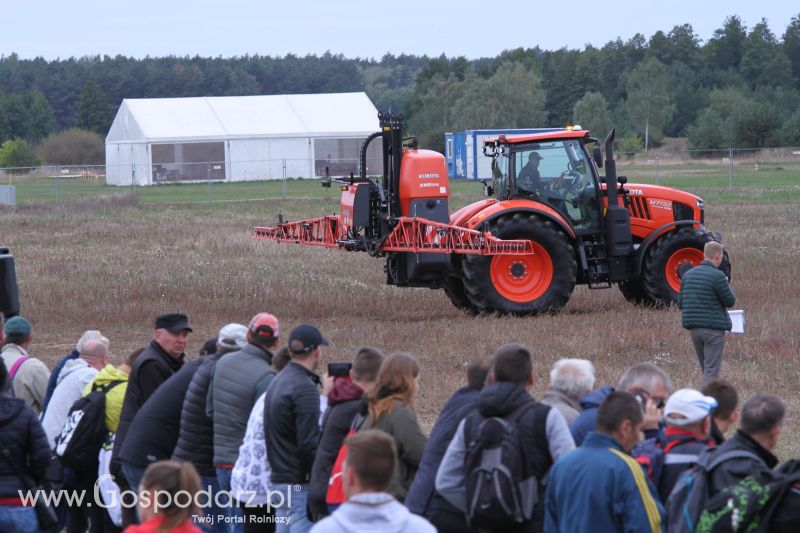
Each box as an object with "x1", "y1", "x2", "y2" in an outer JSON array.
[
  {"x1": 112, "y1": 312, "x2": 192, "y2": 525},
  {"x1": 264, "y1": 324, "x2": 329, "y2": 532},
  {"x1": 517, "y1": 151, "x2": 543, "y2": 192}
]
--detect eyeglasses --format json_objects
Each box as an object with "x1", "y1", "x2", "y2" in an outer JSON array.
[{"x1": 632, "y1": 388, "x2": 665, "y2": 410}]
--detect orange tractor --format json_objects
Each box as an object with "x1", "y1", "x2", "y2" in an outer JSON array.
[{"x1": 255, "y1": 113, "x2": 730, "y2": 315}]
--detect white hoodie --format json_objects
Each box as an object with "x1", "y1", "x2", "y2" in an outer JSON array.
[{"x1": 309, "y1": 492, "x2": 435, "y2": 533}]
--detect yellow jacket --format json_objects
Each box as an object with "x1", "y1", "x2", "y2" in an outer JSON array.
[{"x1": 82, "y1": 364, "x2": 129, "y2": 433}]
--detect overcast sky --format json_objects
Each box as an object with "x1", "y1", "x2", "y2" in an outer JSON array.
[{"x1": 2, "y1": 1, "x2": 798, "y2": 60}]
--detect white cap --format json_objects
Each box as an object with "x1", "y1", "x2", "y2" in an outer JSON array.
[
  {"x1": 218, "y1": 323, "x2": 248, "y2": 351},
  {"x1": 664, "y1": 388, "x2": 718, "y2": 427}
]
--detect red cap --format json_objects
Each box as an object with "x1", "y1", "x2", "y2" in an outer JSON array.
[{"x1": 247, "y1": 313, "x2": 280, "y2": 342}]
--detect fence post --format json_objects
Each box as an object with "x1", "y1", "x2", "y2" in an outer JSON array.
[
  {"x1": 655, "y1": 152, "x2": 660, "y2": 185},
  {"x1": 56, "y1": 172, "x2": 60, "y2": 202},
  {"x1": 728, "y1": 148, "x2": 733, "y2": 191},
  {"x1": 282, "y1": 159, "x2": 287, "y2": 200},
  {"x1": 207, "y1": 163, "x2": 211, "y2": 203}
]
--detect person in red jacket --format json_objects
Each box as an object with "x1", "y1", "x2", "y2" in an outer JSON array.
[{"x1": 124, "y1": 460, "x2": 201, "y2": 533}]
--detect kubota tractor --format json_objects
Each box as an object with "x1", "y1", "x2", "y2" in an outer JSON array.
[{"x1": 255, "y1": 113, "x2": 730, "y2": 315}]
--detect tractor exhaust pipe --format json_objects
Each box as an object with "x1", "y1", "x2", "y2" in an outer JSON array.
[
  {"x1": 604, "y1": 129, "x2": 618, "y2": 207},
  {"x1": 602, "y1": 129, "x2": 633, "y2": 265}
]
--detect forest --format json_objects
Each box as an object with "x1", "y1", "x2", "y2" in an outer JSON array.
[{"x1": 1, "y1": 14, "x2": 800, "y2": 166}]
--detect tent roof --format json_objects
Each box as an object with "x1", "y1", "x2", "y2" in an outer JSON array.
[{"x1": 106, "y1": 92, "x2": 379, "y2": 143}]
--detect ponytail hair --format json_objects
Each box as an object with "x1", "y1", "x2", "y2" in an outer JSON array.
[{"x1": 139, "y1": 460, "x2": 201, "y2": 532}]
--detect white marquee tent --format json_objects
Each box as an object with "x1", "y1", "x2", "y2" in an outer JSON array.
[{"x1": 105, "y1": 92, "x2": 380, "y2": 186}]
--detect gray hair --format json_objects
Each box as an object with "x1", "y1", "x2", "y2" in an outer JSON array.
[
  {"x1": 550, "y1": 358, "x2": 596, "y2": 400},
  {"x1": 76, "y1": 330, "x2": 109, "y2": 353},
  {"x1": 618, "y1": 362, "x2": 673, "y2": 395}
]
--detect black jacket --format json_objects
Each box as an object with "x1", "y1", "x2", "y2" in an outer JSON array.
[
  {"x1": 308, "y1": 380, "x2": 365, "y2": 520},
  {"x1": 709, "y1": 430, "x2": 779, "y2": 494},
  {"x1": 0, "y1": 395, "x2": 51, "y2": 497},
  {"x1": 113, "y1": 340, "x2": 185, "y2": 466},
  {"x1": 264, "y1": 361, "x2": 320, "y2": 484},
  {"x1": 656, "y1": 428, "x2": 715, "y2": 501},
  {"x1": 172, "y1": 354, "x2": 222, "y2": 477},
  {"x1": 119, "y1": 359, "x2": 202, "y2": 467},
  {"x1": 405, "y1": 385, "x2": 481, "y2": 516}
]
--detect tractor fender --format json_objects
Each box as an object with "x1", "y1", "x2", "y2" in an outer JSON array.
[
  {"x1": 461, "y1": 199, "x2": 576, "y2": 240},
  {"x1": 635, "y1": 220, "x2": 713, "y2": 274}
]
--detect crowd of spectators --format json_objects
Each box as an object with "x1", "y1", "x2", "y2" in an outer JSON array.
[{"x1": 0, "y1": 308, "x2": 796, "y2": 533}]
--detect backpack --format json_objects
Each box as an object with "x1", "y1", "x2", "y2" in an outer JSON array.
[
  {"x1": 634, "y1": 434, "x2": 708, "y2": 491},
  {"x1": 54, "y1": 380, "x2": 123, "y2": 471},
  {"x1": 695, "y1": 459, "x2": 800, "y2": 533},
  {"x1": 325, "y1": 412, "x2": 366, "y2": 505},
  {"x1": 666, "y1": 448, "x2": 762, "y2": 533},
  {"x1": 463, "y1": 403, "x2": 537, "y2": 530}
]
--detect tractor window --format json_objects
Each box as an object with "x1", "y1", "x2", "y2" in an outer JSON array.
[
  {"x1": 492, "y1": 154, "x2": 509, "y2": 196},
  {"x1": 513, "y1": 140, "x2": 600, "y2": 233}
]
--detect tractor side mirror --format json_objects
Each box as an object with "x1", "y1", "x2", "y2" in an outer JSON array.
[
  {"x1": 618, "y1": 175, "x2": 628, "y2": 185},
  {"x1": 593, "y1": 146, "x2": 603, "y2": 168}
]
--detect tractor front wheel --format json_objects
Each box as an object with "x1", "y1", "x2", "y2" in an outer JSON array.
[
  {"x1": 461, "y1": 214, "x2": 576, "y2": 315},
  {"x1": 643, "y1": 227, "x2": 717, "y2": 306}
]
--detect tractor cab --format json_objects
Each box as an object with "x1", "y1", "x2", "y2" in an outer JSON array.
[{"x1": 486, "y1": 130, "x2": 603, "y2": 234}]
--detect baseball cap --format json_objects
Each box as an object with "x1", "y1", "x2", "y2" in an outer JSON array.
[
  {"x1": 155, "y1": 313, "x2": 193, "y2": 333},
  {"x1": 199, "y1": 338, "x2": 218, "y2": 356},
  {"x1": 4, "y1": 316, "x2": 31, "y2": 338},
  {"x1": 247, "y1": 313, "x2": 280, "y2": 343},
  {"x1": 218, "y1": 323, "x2": 248, "y2": 351},
  {"x1": 664, "y1": 388, "x2": 718, "y2": 427},
  {"x1": 528, "y1": 151, "x2": 543, "y2": 160},
  {"x1": 288, "y1": 324, "x2": 330, "y2": 355}
]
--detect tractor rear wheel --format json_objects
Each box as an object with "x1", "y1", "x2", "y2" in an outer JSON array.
[
  {"x1": 642, "y1": 227, "x2": 716, "y2": 306},
  {"x1": 461, "y1": 213, "x2": 576, "y2": 315}
]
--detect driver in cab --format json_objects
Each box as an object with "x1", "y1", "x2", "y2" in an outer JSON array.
[{"x1": 517, "y1": 151, "x2": 543, "y2": 191}]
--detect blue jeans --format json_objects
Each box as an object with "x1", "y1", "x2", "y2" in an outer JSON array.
[
  {"x1": 194, "y1": 475, "x2": 228, "y2": 533},
  {"x1": 216, "y1": 467, "x2": 244, "y2": 533},
  {"x1": 121, "y1": 461, "x2": 147, "y2": 495},
  {"x1": 270, "y1": 483, "x2": 311, "y2": 533},
  {"x1": 0, "y1": 505, "x2": 41, "y2": 532}
]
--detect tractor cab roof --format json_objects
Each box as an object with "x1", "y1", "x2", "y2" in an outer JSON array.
[{"x1": 484, "y1": 129, "x2": 591, "y2": 146}]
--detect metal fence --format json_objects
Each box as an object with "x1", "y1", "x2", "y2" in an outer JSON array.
[{"x1": 0, "y1": 148, "x2": 798, "y2": 206}]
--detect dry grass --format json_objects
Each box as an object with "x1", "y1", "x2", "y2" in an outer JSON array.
[{"x1": 2, "y1": 192, "x2": 799, "y2": 459}]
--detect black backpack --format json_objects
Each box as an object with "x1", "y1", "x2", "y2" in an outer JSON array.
[
  {"x1": 666, "y1": 448, "x2": 762, "y2": 533},
  {"x1": 463, "y1": 403, "x2": 537, "y2": 530},
  {"x1": 695, "y1": 459, "x2": 800, "y2": 533},
  {"x1": 54, "y1": 380, "x2": 123, "y2": 471}
]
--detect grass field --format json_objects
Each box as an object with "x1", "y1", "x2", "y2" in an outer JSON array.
[
  {"x1": 4, "y1": 157, "x2": 800, "y2": 206},
  {"x1": 1, "y1": 174, "x2": 799, "y2": 460}
]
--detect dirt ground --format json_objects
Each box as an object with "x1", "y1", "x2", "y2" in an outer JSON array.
[{"x1": 2, "y1": 191, "x2": 799, "y2": 458}]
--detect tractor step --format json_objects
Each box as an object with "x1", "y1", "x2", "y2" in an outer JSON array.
[{"x1": 579, "y1": 238, "x2": 612, "y2": 289}]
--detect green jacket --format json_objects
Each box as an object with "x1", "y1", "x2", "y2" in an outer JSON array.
[
  {"x1": 366, "y1": 400, "x2": 427, "y2": 502},
  {"x1": 678, "y1": 260, "x2": 736, "y2": 331}
]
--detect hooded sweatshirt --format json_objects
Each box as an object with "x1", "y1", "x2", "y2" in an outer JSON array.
[
  {"x1": 83, "y1": 364, "x2": 129, "y2": 433},
  {"x1": 309, "y1": 492, "x2": 436, "y2": 533},
  {"x1": 41, "y1": 358, "x2": 99, "y2": 447}
]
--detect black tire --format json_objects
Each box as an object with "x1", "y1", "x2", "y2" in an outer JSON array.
[
  {"x1": 461, "y1": 213, "x2": 576, "y2": 315},
  {"x1": 443, "y1": 256, "x2": 479, "y2": 315},
  {"x1": 643, "y1": 227, "x2": 715, "y2": 306},
  {"x1": 618, "y1": 279, "x2": 657, "y2": 306}
]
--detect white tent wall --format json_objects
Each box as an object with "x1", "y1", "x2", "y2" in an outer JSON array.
[
  {"x1": 227, "y1": 137, "x2": 311, "y2": 181},
  {"x1": 105, "y1": 143, "x2": 151, "y2": 185}
]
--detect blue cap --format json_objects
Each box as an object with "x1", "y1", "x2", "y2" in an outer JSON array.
[{"x1": 4, "y1": 316, "x2": 31, "y2": 339}]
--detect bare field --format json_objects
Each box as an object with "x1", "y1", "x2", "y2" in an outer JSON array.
[{"x1": 2, "y1": 191, "x2": 799, "y2": 459}]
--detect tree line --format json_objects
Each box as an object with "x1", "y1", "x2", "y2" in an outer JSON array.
[{"x1": 1, "y1": 14, "x2": 800, "y2": 167}]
